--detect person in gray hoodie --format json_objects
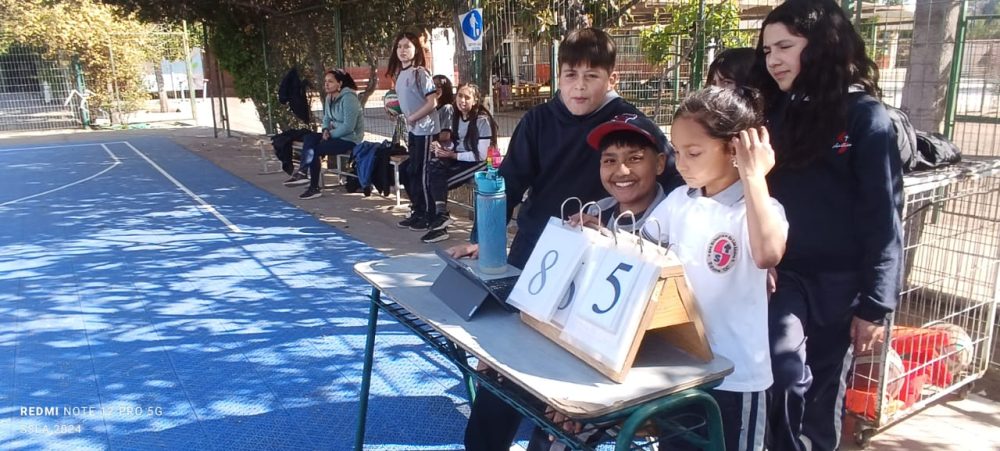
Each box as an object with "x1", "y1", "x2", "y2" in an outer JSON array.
[{"x1": 295, "y1": 69, "x2": 365, "y2": 200}]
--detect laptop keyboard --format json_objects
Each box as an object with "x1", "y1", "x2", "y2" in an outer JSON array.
[{"x1": 484, "y1": 276, "x2": 518, "y2": 301}]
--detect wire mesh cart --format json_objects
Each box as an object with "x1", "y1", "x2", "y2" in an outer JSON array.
[{"x1": 847, "y1": 157, "x2": 1000, "y2": 447}]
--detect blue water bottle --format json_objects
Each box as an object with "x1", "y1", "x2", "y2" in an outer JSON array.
[{"x1": 475, "y1": 146, "x2": 507, "y2": 274}]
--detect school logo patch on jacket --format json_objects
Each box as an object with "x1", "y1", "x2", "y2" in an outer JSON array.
[
  {"x1": 706, "y1": 233, "x2": 738, "y2": 273},
  {"x1": 832, "y1": 131, "x2": 852, "y2": 154}
]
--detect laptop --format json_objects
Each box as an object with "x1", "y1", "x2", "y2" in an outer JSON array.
[{"x1": 431, "y1": 249, "x2": 521, "y2": 320}]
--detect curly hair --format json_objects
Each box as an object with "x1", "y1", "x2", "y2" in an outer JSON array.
[{"x1": 749, "y1": 0, "x2": 881, "y2": 168}]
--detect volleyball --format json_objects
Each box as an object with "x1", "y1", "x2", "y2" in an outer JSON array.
[
  {"x1": 927, "y1": 322, "x2": 973, "y2": 378},
  {"x1": 384, "y1": 90, "x2": 402, "y2": 115},
  {"x1": 850, "y1": 346, "x2": 905, "y2": 401}
]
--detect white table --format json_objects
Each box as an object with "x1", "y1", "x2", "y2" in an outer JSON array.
[{"x1": 353, "y1": 253, "x2": 734, "y2": 450}]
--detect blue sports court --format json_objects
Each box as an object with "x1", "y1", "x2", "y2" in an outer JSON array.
[{"x1": 0, "y1": 138, "x2": 477, "y2": 450}]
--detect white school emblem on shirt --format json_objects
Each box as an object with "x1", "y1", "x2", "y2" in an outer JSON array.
[{"x1": 706, "y1": 233, "x2": 738, "y2": 273}]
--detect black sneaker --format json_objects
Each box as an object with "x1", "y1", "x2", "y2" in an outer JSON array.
[
  {"x1": 420, "y1": 228, "x2": 449, "y2": 243},
  {"x1": 298, "y1": 187, "x2": 322, "y2": 199},
  {"x1": 426, "y1": 213, "x2": 454, "y2": 231},
  {"x1": 283, "y1": 172, "x2": 309, "y2": 186},
  {"x1": 397, "y1": 212, "x2": 422, "y2": 229},
  {"x1": 408, "y1": 215, "x2": 431, "y2": 231}
]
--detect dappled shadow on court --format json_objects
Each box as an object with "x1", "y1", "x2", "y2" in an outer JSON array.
[{"x1": 0, "y1": 137, "x2": 470, "y2": 450}]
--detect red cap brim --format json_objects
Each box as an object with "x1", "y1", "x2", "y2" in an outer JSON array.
[{"x1": 586, "y1": 121, "x2": 658, "y2": 151}]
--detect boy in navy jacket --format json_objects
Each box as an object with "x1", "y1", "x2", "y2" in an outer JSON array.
[{"x1": 448, "y1": 27, "x2": 679, "y2": 450}]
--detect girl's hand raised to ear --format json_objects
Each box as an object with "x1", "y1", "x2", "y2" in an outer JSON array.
[{"x1": 733, "y1": 126, "x2": 775, "y2": 182}]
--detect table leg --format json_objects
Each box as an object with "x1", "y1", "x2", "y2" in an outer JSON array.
[
  {"x1": 614, "y1": 389, "x2": 724, "y2": 451},
  {"x1": 354, "y1": 287, "x2": 381, "y2": 451},
  {"x1": 447, "y1": 346, "x2": 477, "y2": 402}
]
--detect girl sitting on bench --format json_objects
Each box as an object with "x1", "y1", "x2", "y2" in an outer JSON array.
[{"x1": 421, "y1": 83, "x2": 498, "y2": 243}]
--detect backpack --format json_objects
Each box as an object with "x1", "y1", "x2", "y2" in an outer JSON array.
[
  {"x1": 915, "y1": 130, "x2": 962, "y2": 170},
  {"x1": 885, "y1": 105, "x2": 919, "y2": 173}
]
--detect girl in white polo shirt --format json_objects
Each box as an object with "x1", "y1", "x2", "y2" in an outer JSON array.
[{"x1": 642, "y1": 87, "x2": 788, "y2": 451}]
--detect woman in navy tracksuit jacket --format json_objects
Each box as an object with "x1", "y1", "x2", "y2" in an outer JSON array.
[{"x1": 750, "y1": 1, "x2": 904, "y2": 450}]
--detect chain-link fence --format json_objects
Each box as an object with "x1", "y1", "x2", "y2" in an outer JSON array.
[
  {"x1": 101, "y1": 25, "x2": 203, "y2": 127},
  {"x1": 0, "y1": 41, "x2": 81, "y2": 132}
]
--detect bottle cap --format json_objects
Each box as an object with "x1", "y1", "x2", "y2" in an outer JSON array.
[
  {"x1": 475, "y1": 169, "x2": 505, "y2": 194},
  {"x1": 487, "y1": 146, "x2": 502, "y2": 169}
]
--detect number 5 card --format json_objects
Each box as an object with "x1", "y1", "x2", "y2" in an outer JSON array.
[{"x1": 560, "y1": 233, "x2": 663, "y2": 370}]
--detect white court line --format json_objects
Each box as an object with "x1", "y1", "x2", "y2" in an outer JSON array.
[
  {"x1": 122, "y1": 141, "x2": 244, "y2": 234},
  {"x1": 0, "y1": 144, "x2": 122, "y2": 207},
  {"x1": 0, "y1": 141, "x2": 126, "y2": 153}
]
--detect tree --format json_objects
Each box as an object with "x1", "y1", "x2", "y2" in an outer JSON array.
[
  {"x1": 100, "y1": 0, "x2": 455, "y2": 132},
  {"x1": 639, "y1": 0, "x2": 742, "y2": 89},
  {"x1": 900, "y1": 0, "x2": 961, "y2": 133},
  {"x1": 0, "y1": 0, "x2": 166, "y2": 124}
]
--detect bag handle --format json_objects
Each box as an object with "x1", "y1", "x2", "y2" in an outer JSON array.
[
  {"x1": 560, "y1": 197, "x2": 583, "y2": 226},
  {"x1": 613, "y1": 211, "x2": 643, "y2": 253}
]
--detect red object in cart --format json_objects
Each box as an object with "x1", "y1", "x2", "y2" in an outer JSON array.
[{"x1": 889, "y1": 325, "x2": 955, "y2": 387}]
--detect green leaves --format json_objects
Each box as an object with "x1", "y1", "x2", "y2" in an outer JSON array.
[
  {"x1": 0, "y1": 0, "x2": 176, "y2": 122},
  {"x1": 638, "y1": 0, "x2": 742, "y2": 67}
]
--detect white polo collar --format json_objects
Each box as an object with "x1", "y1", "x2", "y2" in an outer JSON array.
[{"x1": 686, "y1": 181, "x2": 744, "y2": 207}]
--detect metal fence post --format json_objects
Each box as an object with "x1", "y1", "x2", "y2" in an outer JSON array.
[
  {"x1": 334, "y1": 6, "x2": 345, "y2": 69},
  {"x1": 691, "y1": 0, "x2": 706, "y2": 90},
  {"x1": 944, "y1": 0, "x2": 969, "y2": 140},
  {"x1": 72, "y1": 55, "x2": 90, "y2": 127},
  {"x1": 261, "y1": 19, "x2": 275, "y2": 135},
  {"x1": 182, "y1": 20, "x2": 198, "y2": 122}
]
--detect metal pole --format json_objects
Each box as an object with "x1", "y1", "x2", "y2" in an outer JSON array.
[
  {"x1": 691, "y1": 0, "x2": 706, "y2": 90},
  {"x1": 354, "y1": 287, "x2": 381, "y2": 451},
  {"x1": 220, "y1": 67, "x2": 231, "y2": 137},
  {"x1": 472, "y1": 0, "x2": 482, "y2": 88},
  {"x1": 72, "y1": 55, "x2": 90, "y2": 127},
  {"x1": 333, "y1": 6, "x2": 345, "y2": 68},
  {"x1": 203, "y1": 25, "x2": 218, "y2": 138},
  {"x1": 215, "y1": 45, "x2": 231, "y2": 138},
  {"x1": 182, "y1": 20, "x2": 199, "y2": 122},
  {"x1": 261, "y1": 19, "x2": 275, "y2": 134},
  {"x1": 107, "y1": 36, "x2": 124, "y2": 126},
  {"x1": 944, "y1": 0, "x2": 969, "y2": 138}
]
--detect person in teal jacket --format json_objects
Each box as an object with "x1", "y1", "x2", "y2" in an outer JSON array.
[{"x1": 294, "y1": 69, "x2": 365, "y2": 200}]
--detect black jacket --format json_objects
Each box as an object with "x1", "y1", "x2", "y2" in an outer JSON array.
[
  {"x1": 767, "y1": 92, "x2": 904, "y2": 322},
  {"x1": 499, "y1": 93, "x2": 680, "y2": 268},
  {"x1": 271, "y1": 128, "x2": 312, "y2": 165},
  {"x1": 278, "y1": 68, "x2": 310, "y2": 123}
]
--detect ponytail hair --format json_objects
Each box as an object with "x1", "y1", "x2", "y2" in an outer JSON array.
[
  {"x1": 674, "y1": 86, "x2": 764, "y2": 142},
  {"x1": 327, "y1": 69, "x2": 358, "y2": 91}
]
